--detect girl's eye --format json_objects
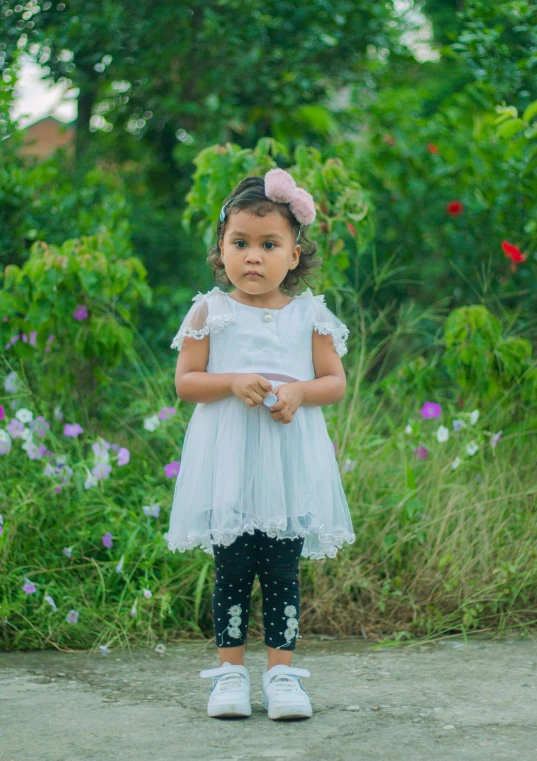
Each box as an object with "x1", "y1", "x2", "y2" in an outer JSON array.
[{"x1": 233, "y1": 240, "x2": 276, "y2": 250}]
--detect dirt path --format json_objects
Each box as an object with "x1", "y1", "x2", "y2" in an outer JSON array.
[{"x1": 1, "y1": 635, "x2": 536, "y2": 760}]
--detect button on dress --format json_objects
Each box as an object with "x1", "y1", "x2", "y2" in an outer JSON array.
[{"x1": 164, "y1": 286, "x2": 356, "y2": 560}]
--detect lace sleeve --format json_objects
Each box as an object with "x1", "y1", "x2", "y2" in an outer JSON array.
[
  {"x1": 311, "y1": 294, "x2": 350, "y2": 358},
  {"x1": 170, "y1": 287, "x2": 237, "y2": 351},
  {"x1": 170, "y1": 294, "x2": 209, "y2": 352}
]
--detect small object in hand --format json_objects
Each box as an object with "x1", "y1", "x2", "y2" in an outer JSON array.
[{"x1": 263, "y1": 393, "x2": 278, "y2": 408}]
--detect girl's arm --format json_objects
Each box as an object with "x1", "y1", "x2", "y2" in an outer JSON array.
[
  {"x1": 295, "y1": 330, "x2": 347, "y2": 406},
  {"x1": 175, "y1": 334, "x2": 237, "y2": 403}
]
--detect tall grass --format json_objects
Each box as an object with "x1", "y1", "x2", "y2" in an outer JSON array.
[{"x1": 1, "y1": 280, "x2": 536, "y2": 654}]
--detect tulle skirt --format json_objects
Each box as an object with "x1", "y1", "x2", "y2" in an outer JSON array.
[{"x1": 164, "y1": 380, "x2": 356, "y2": 560}]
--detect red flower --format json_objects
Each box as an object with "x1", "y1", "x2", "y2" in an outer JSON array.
[
  {"x1": 427, "y1": 143, "x2": 439, "y2": 154},
  {"x1": 347, "y1": 222, "x2": 356, "y2": 236},
  {"x1": 501, "y1": 240, "x2": 527, "y2": 273},
  {"x1": 447, "y1": 200, "x2": 464, "y2": 216}
]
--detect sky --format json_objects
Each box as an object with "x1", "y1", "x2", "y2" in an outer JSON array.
[{"x1": 10, "y1": 3, "x2": 438, "y2": 129}]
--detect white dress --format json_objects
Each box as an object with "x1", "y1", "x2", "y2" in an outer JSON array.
[{"x1": 164, "y1": 286, "x2": 356, "y2": 560}]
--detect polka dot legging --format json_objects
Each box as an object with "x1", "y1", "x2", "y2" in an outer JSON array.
[{"x1": 212, "y1": 529, "x2": 305, "y2": 651}]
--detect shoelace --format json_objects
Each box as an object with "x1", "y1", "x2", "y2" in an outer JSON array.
[
  {"x1": 214, "y1": 672, "x2": 247, "y2": 691},
  {"x1": 268, "y1": 675, "x2": 301, "y2": 693}
]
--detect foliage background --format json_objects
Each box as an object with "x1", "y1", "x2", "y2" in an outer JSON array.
[{"x1": 1, "y1": 0, "x2": 536, "y2": 652}]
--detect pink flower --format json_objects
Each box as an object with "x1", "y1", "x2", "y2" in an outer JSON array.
[
  {"x1": 73, "y1": 305, "x2": 88, "y2": 321},
  {"x1": 420, "y1": 402, "x2": 441, "y2": 419},
  {"x1": 164, "y1": 460, "x2": 180, "y2": 478},
  {"x1": 414, "y1": 445, "x2": 428, "y2": 460},
  {"x1": 0, "y1": 406, "x2": 4, "y2": 420},
  {"x1": 29, "y1": 330, "x2": 37, "y2": 346},
  {"x1": 102, "y1": 532, "x2": 113, "y2": 548},
  {"x1": 64, "y1": 423, "x2": 84, "y2": 438}
]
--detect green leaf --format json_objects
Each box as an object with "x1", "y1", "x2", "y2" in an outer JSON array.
[
  {"x1": 522, "y1": 99, "x2": 537, "y2": 123},
  {"x1": 497, "y1": 119, "x2": 526, "y2": 138}
]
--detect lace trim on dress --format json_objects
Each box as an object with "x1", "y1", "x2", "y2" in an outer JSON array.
[
  {"x1": 312, "y1": 320, "x2": 350, "y2": 358},
  {"x1": 165, "y1": 521, "x2": 357, "y2": 560},
  {"x1": 170, "y1": 287, "x2": 238, "y2": 351}
]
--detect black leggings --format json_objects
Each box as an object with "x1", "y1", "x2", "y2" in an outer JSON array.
[{"x1": 212, "y1": 529, "x2": 305, "y2": 651}]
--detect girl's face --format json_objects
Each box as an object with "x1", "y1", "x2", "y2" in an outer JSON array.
[{"x1": 218, "y1": 208, "x2": 300, "y2": 303}]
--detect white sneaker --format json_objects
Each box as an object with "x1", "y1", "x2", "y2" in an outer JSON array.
[
  {"x1": 200, "y1": 661, "x2": 251, "y2": 718},
  {"x1": 262, "y1": 664, "x2": 312, "y2": 720}
]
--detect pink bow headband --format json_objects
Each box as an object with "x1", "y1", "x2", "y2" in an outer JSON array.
[
  {"x1": 263, "y1": 169, "x2": 316, "y2": 226},
  {"x1": 219, "y1": 169, "x2": 316, "y2": 237}
]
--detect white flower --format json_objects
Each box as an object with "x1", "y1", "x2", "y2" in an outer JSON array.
[
  {"x1": 469, "y1": 409, "x2": 479, "y2": 425},
  {"x1": 53, "y1": 405, "x2": 64, "y2": 421},
  {"x1": 99, "y1": 645, "x2": 111, "y2": 656},
  {"x1": 451, "y1": 456, "x2": 461, "y2": 470},
  {"x1": 452, "y1": 419, "x2": 466, "y2": 431},
  {"x1": 4, "y1": 371, "x2": 21, "y2": 393},
  {"x1": 436, "y1": 425, "x2": 449, "y2": 443},
  {"x1": 130, "y1": 599, "x2": 138, "y2": 617},
  {"x1": 466, "y1": 441, "x2": 479, "y2": 456},
  {"x1": 115, "y1": 555, "x2": 125, "y2": 573},
  {"x1": 21, "y1": 428, "x2": 33, "y2": 441},
  {"x1": 142, "y1": 589, "x2": 152, "y2": 599},
  {"x1": 228, "y1": 604, "x2": 242, "y2": 616},
  {"x1": 284, "y1": 628, "x2": 296, "y2": 640},
  {"x1": 284, "y1": 605, "x2": 296, "y2": 618},
  {"x1": 143, "y1": 415, "x2": 160, "y2": 432},
  {"x1": 286, "y1": 618, "x2": 299, "y2": 629},
  {"x1": 44, "y1": 594, "x2": 57, "y2": 612},
  {"x1": 15, "y1": 408, "x2": 33, "y2": 423},
  {"x1": 404, "y1": 424, "x2": 413, "y2": 434},
  {"x1": 229, "y1": 616, "x2": 242, "y2": 626},
  {"x1": 342, "y1": 459, "x2": 357, "y2": 473},
  {"x1": 155, "y1": 643, "x2": 166, "y2": 654},
  {"x1": 0, "y1": 430, "x2": 11, "y2": 455},
  {"x1": 228, "y1": 627, "x2": 242, "y2": 639},
  {"x1": 84, "y1": 473, "x2": 99, "y2": 489}
]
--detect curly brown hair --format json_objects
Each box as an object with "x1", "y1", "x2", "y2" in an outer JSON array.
[{"x1": 206, "y1": 176, "x2": 322, "y2": 295}]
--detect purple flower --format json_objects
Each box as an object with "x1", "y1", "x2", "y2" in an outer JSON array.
[
  {"x1": 30, "y1": 416, "x2": 50, "y2": 437},
  {"x1": 102, "y1": 532, "x2": 113, "y2": 548},
  {"x1": 23, "y1": 580, "x2": 36, "y2": 594},
  {"x1": 157, "y1": 407, "x2": 176, "y2": 421},
  {"x1": 66, "y1": 610, "x2": 79, "y2": 624},
  {"x1": 29, "y1": 330, "x2": 37, "y2": 346},
  {"x1": 491, "y1": 431, "x2": 503, "y2": 448},
  {"x1": 64, "y1": 423, "x2": 84, "y2": 438},
  {"x1": 420, "y1": 402, "x2": 441, "y2": 419},
  {"x1": 164, "y1": 460, "x2": 180, "y2": 478},
  {"x1": 117, "y1": 447, "x2": 130, "y2": 466},
  {"x1": 92, "y1": 462, "x2": 112, "y2": 480},
  {"x1": 109, "y1": 443, "x2": 120, "y2": 452},
  {"x1": 73, "y1": 304, "x2": 88, "y2": 321},
  {"x1": 54, "y1": 486, "x2": 62, "y2": 493},
  {"x1": 413, "y1": 445, "x2": 428, "y2": 460},
  {"x1": 142, "y1": 503, "x2": 160, "y2": 518},
  {"x1": 7, "y1": 419, "x2": 25, "y2": 438}
]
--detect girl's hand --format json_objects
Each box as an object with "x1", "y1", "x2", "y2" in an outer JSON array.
[
  {"x1": 268, "y1": 383, "x2": 304, "y2": 424},
  {"x1": 231, "y1": 373, "x2": 273, "y2": 407}
]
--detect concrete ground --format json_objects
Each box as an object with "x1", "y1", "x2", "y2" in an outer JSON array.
[{"x1": 1, "y1": 634, "x2": 536, "y2": 761}]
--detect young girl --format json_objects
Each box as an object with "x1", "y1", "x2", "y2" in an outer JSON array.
[{"x1": 165, "y1": 168, "x2": 356, "y2": 721}]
